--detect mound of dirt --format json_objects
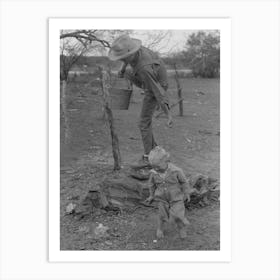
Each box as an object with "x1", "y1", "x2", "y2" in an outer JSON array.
[{"x1": 72, "y1": 168, "x2": 220, "y2": 219}]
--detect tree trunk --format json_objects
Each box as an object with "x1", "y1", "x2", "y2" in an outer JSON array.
[{"x1": 61, "y1": 79, "x2": 71, "y2": 144}]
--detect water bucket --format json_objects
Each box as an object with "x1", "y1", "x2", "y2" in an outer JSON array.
[{"x1": 109, "y1": 77, "x2": 132, "y2": 110}]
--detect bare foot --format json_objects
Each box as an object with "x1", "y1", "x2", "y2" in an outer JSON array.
[{"x1": 156, "y1": 229, "x2": 164, "y2": 239}]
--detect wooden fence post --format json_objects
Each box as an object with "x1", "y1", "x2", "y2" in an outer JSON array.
[
  {"x1": 61, "y1": 79, "x2": 71, "y2": 144},
  {"x1": 99, "y1": 67, "x2": 122, "y2": 170},
  {"x1": 173, "y1": 63, "x2": 184, "y2": 116}
]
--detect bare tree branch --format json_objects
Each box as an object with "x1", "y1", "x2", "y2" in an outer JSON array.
[
  {"x1": 59, "y1": 29, "x2": 134, "y2": 81},
  {"x1": 60, "y1": 30, "x2": 113, "y2": 48},
  {"x1": 134, "y1": 30, "x2": 172, "y2": 53}
]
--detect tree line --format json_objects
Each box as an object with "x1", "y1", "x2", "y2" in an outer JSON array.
[
  {"x1": 163, "y1": 31, "x2": 220, "y2": 78},
  {"x1": 60, "y1": 30, "x2": 220, "y2": 81}
]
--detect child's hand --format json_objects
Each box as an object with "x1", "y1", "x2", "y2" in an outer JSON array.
[
  {"x1": 184, "y1": 192, "x2": 191, "y2": 203},
  {"x1": 145, "y1": 196, "x2": 153, "y2": 204}
]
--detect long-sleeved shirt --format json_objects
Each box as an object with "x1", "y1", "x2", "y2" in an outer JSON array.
[
  {"x1": 148, "y1": 163, "x2": 191, "y2": 204},
  {"x1": 128, "y1": 47, "x2": 170, "y2": 110}
]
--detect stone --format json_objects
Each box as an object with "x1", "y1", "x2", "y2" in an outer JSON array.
[
  {"x1": 93, "y1": 223, "x2": 109, "y2": 238},
  {"x1": 65, "y1": 203, "x2": 76, "y2": 214}
]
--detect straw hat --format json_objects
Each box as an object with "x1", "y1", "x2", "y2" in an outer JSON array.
[{"x1": 108, "y1": 35, "x2": 141, "y2": 61}]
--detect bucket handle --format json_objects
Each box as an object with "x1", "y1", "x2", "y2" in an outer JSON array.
[
  {"x1": 125, "y1": 77, "x2": 133, "y2": 90},
  {"x1": 110, "y1": 74, "x2": 132, "y2": 90}
]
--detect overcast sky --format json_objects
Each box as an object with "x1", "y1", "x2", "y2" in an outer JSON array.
[
  {"x1": 132, "y1": 30, "x2": 198, "y2": 54},
  {"x1": 114, "y1": 29, "x2": 219, "y2": 55},
  {"x1": 62, "y1": 29, "x2": 219, "y2": 56}
]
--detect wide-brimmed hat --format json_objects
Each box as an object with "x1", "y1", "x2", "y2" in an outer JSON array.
[{"x1": 108, "y1": 35, "x2": 141, "y2": 61}]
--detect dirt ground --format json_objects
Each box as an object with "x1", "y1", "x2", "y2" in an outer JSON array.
[{"x1": 60, "y1": 76, "x2": 220, "y2": 250}]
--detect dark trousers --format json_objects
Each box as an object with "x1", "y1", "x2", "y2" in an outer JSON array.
[{"x1": 139, "y1": 93, "x2": 158, "y2": 155}]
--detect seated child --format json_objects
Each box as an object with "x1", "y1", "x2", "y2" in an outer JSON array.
[{"x1": 145, "y1": 146, "x2": 192, "y2": 239}]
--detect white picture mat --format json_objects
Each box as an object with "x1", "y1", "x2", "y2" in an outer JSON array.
[
  {"x1": 0, "y1": 0, "x2": 279, "y2": 279},
  {"x1": 49, "y1": 17, "x2": 231, "y2": 262}
]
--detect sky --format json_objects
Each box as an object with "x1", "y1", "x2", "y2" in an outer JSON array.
[
  {"x1": 61, "y1": 29, "x2": 219, "y2": 57},
  {"x1": 109, "y1": 29, "x2": 219, "y2": 56},
  {"x1": 132, "y1": 30, "x2": 198, "y2": 54}
]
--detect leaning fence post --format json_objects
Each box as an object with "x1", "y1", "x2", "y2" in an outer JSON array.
[
  {"x1": 173, "y1": 63, "x2": 184, "y2": 116},
  {"x1": 99, "y1": 67, "x2": 122, "y2": 170}
]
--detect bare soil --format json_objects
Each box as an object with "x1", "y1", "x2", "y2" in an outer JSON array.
[{"x1": 60, "y1": 76, "x2": 220, "y2": 250}]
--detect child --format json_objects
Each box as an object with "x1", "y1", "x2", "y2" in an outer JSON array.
[{"x1": 145, "y1": 146, "x2": 192, "y2": 239}]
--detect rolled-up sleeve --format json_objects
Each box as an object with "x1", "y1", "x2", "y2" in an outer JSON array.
[{"x1": 137, "y1": 66, "x2": 169, "y2": 110}]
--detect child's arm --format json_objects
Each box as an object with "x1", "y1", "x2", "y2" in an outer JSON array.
[
  {"x1": 177, "y1": 169, "x2": 192, "y2": 202},
  {"x1": 145, "y1": 172, "x2": 156, "y2": 203}
]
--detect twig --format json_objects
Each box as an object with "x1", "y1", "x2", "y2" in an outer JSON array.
[{"x1": 155, "y1": 98, "x2": 184, "y2": 118}]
